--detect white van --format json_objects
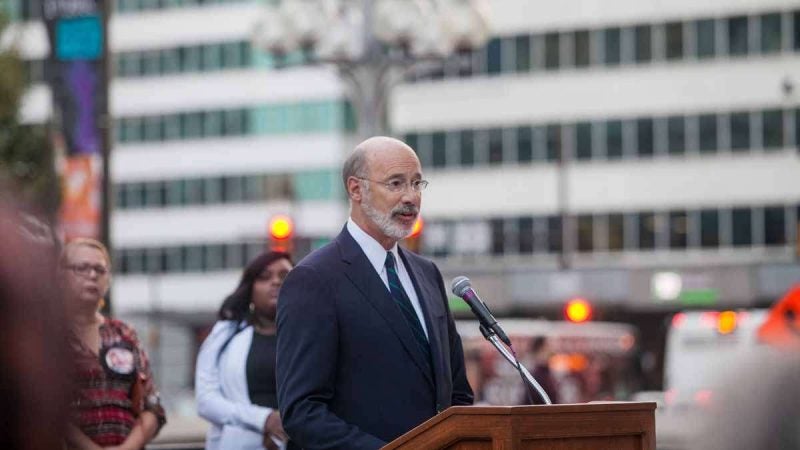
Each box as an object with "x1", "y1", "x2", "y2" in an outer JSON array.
[{"x1": 652, "y1": 309, "x2": 769, "y2": 449}]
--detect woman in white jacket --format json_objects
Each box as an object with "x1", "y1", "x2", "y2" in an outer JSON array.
[{"x1": 196, "y1": 251, "x2": 293, "y2": 450}]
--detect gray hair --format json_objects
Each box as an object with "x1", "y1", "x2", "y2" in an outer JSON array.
[{"x1": 342, "y1": 145, "x2": 369, "y2": 190}]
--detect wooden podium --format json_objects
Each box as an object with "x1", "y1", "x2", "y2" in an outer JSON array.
[{"x1": 383, "y1": 402, "x2": 656, "y2": 450}]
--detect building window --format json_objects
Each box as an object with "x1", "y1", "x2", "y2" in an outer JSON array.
[
  {"x1": 546, "y1": 125, "x2": 562, "y2": 161},
  {"x1": 637, "y1": 118, "x2": 654, "y2": 157},
  {"x1": 728, "y1": 16, "x2": 749, "y2": 56},
  {"x1": 698, "y1": 114, "x2": 718, "y2": 153},
  {"x1": 181, "y1": 46, "x2": 202, "y2": 72},
  {"x1": 794, "y1": 11, "x2": 800, "y2": 51},
  {"x1": 431, "y1": 132, "x2": 447, "y2": 168},
  {"x1": 184, "y1": 179, "x2": 205, "y2": 204},
  {"x1": 760, "y1": 13, "x2": 783, "y2": 54},
  {"x1": 695, "y1": 19, "x2": 716, "y2": 58},
  {"x1": 223, "y1": 176, "x2": 244, "y2": 203},
  {"x1": 669, "y1": 211, "x2": 688, "y2": 249},
  {"x1": 460, "y1": 129, "x2": 475, "y2": 167},
  {"x1": 638, "y1": 212, "x2": 656, "y2": 250},
  {"x1": 182, "y1": 112, "x2": 203, "y2": 139},
  {"x1": 517, "y1": 126, "x2": 533, "y2": 163},
  {"x1": 515, "y1": 36, "x2": 531, "y2": 72},
  {"x1": 490, "y1": 218, "x2": 505, "y2": 255},
  {"x1": 547, "y1": 216, "x2": 562, "y2": 253},
  {"x1": 144, "y1": 116, "x2": 162, "y2": 142},
  {"x1": 635, "y1": 25, "x2": 652, "y2": 62},
  {"x1": 145, "y1": 248, "x2": 164, "y2": 274},
  {"x1": 729, "y1": 111, "x2": 751, "y2": 151},
  {"x1": 577, "y1": 215, "x2": 594, "y2": 252},
  {"x1": 225, "y1": 243, "x2": 245, "y2": 269},
  {"x1": 184, "y1": 246, "x2": 204, "y2": 272},
  {"x1": 700, "y1": 209, "x2": 720, "y2": 247},
  {"x1": 665, "y1": 22, "x2": 684, "y2": 60},
  {"x1": 486, "y1": 39, "x2": 502, "y2": 75},
  {"x1": 518, "y1": 217, "x2": 534, "y2": 254},
  {"x1": 604, "y1": 28, "x2": 621, "y2": 65},
  {"x1": 575, "y1": 122, "x2": 592, "y2": 160},
  {"x1": 544, "y1": 33, "x2": 560, "y2": 70},
  {"x1": 667, "y1": 116, "x2": 686, "y2": 155},
  {"x1": 606, "y1": 120, "x2": 623, "y2": 159},
  {"x1": 762, "y1": 109, "x2": 784, "y2": 149},
  {"x1": 574, "y1": 30, "x2": 590, "y2": 67},
  {"x1": 763, "y1": 206, "x2": 786, "y2": 245},
  {"x1": 732, "y1": 208, "x2": 752, "y2": 246},
  {"x1": 205, "y1": 244, "x2": 225, "y2": 271},
  {"x1": 607, "y1": 214, "x2": 624, "y2": 251},
  {"x1": 487, "y1": 128, "x2": 504, "y2": 165}
]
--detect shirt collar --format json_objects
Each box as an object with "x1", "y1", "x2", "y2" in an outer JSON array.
[{"x1": 347, "y1": 217, "x2": 399, "y2": 273}]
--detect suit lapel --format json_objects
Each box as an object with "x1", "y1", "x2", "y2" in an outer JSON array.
[{"x1": 337, "y1": 228, "x2": 435, "y2": 389}]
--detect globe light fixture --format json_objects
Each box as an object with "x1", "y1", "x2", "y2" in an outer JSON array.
[{"x1": 252, "y1": 0, "x2": 491, "y2": 136}]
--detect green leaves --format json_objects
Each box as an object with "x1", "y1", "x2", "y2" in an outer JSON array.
[{"x1": 0, "y1": 12, "x2": 59, "y2": 213}]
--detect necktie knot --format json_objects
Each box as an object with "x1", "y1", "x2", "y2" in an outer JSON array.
[{"x1": 385, "y1": 252, "x2": 396, "y2": 270}]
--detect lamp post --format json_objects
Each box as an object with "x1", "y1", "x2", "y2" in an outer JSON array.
[{"x1": 252, "y1": 0, "x2": 490, "y2": 137}]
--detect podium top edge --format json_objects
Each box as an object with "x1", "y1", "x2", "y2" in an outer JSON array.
[{"x1": 445, "y1": 401, "x2": 657, "y2": 415}]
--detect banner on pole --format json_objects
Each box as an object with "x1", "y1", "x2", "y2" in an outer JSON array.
[{"x1": 42, "y1": 0, "x2": 107, "y2": 240}]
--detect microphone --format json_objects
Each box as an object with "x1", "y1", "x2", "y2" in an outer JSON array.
[{"x1": 451, "y1": 276, "x2": 511, "y2": 346}]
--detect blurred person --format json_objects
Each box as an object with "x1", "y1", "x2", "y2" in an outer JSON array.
[
  {"x1": 276, "y1": 136, "x2": 473, "y2": 450},
  {"x1": 0, "y1": 198, "x2": 71, "y2": 450},
  {"x1": 196, "y1": 251, "x2": 293, "y2": 450},
  {"x1": 525, "y1": 336, "x2": 559, "y2": 404},
  {"x1": 62, "y1": 238, "x2": 166, "y2": 449},
  {"x1": 463, "y1": 347, "x2": 488, "y2": 404}
]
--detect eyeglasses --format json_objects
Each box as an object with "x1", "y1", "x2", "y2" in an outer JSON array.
[
  {"x1": 356, "y1": 177, "x2": 429, "y2": 193},
  {"x1": 65, "y1": 263, "x2": 109, "y2": 277}
]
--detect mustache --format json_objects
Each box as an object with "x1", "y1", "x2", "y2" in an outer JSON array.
[{"x1": 392, "y1": 204, "x2": 419, "y2": 216}]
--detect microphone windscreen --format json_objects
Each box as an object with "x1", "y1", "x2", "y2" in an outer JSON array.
[{"x1": 451, "y1": 276, "x2": 471, "y2": 297}]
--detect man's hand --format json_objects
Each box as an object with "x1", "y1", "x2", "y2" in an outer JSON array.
[{"x1": 263, "y1": 411, "x2": 288, "y2": 449}]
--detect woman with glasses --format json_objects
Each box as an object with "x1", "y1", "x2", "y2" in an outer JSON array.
[
  {"x1": 196, "y1": 251, "x2": 293, "y2": 450},
  {"x1": 61, "y1": 238, "x2": 166, "y2": 450}
]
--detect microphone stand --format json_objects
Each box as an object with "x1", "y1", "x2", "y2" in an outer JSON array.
[{"x1": 479, "y1": 325, "x2": 552, "y2": 405}]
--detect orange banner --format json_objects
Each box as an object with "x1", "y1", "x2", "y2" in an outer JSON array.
[{"x1": 59, "y1": 155, "x2": 101, "y2": 240}]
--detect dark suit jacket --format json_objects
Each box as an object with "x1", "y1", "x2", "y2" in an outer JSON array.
[{"x1": 276, "y1": 226, "x2": 473, "y2": 450}]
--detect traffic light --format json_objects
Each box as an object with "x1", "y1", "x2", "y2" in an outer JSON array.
[
  {"x1": 403, "y1": 217, "x2": 424, "y2": 252},
  {"x1": 269, "y1": 214, "x2": 294, "y2": 252},
  {"x1": 564, "y1": 298, "x2": 593, "y2": 323}
]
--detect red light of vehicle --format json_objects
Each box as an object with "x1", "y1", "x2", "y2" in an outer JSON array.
[
  {"x1": 701, "y1": 311, "x2": 719, "y2": 327},
  {"x1": 694, "y1": 389, "x2": 713, "y2": 408},
  {"x1": 565, "y1": 298, "x2": 592, "y2": 323},
  {"x1": 269, "y1": 215, "x2": 293, "y2": 240},
  {"x1": 665, "y1": 389, "x2": 677, "y2": 406},
  {"x1": 717, "y1": 311, "x2": 737, "y2": 335},
  {"x1": 671, "y1": 312, "x2": 686, "y2": 328}
]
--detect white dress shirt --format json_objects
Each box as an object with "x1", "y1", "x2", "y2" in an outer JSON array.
[{"x1": 347, "y1": 218, "x2": 429, "y2": 338}]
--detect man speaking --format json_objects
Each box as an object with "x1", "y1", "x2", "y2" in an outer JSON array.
[{"x1": 276, "y1": 136, "x2": 473, "y2": 449}]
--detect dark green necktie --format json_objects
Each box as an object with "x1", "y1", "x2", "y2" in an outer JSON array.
[{"x1": 385, "y1": 252, "x2": 431, "y2": 361}]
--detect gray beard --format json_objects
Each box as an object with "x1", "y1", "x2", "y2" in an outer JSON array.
[{"x1": 361, "y1": 185, "x2": 414, "y2": 241}]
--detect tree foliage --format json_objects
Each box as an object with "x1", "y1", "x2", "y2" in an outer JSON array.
[{"x1": 0, "y1": 12, "x2": 59, "y2": 214}]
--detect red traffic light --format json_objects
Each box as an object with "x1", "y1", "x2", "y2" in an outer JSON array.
[
  {"x1": 409, "y1": 217, "x2": 424, "y2": 238},
  {"x1": 564, "y1": 298, "x2": 592, "y2": 323},
  {"x1": 269, "y1": 215, "x2": 293, "y2": 240}
]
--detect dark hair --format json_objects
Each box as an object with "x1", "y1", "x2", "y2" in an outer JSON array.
[
  {"x1": 217, "y1": 250, "x2": 293, "y2": 322},
  {"x1": 531, "y1": 336, "x2": 547, "y2": 354}
]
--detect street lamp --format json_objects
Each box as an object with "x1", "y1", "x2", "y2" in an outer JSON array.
[{"x1": 252, "y1": 0, "x2": 490, "y2": 137}]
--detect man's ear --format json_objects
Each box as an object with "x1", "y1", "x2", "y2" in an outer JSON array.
[{"x1": 346, "y1": 177, "x2": 362, "y2": 202}]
